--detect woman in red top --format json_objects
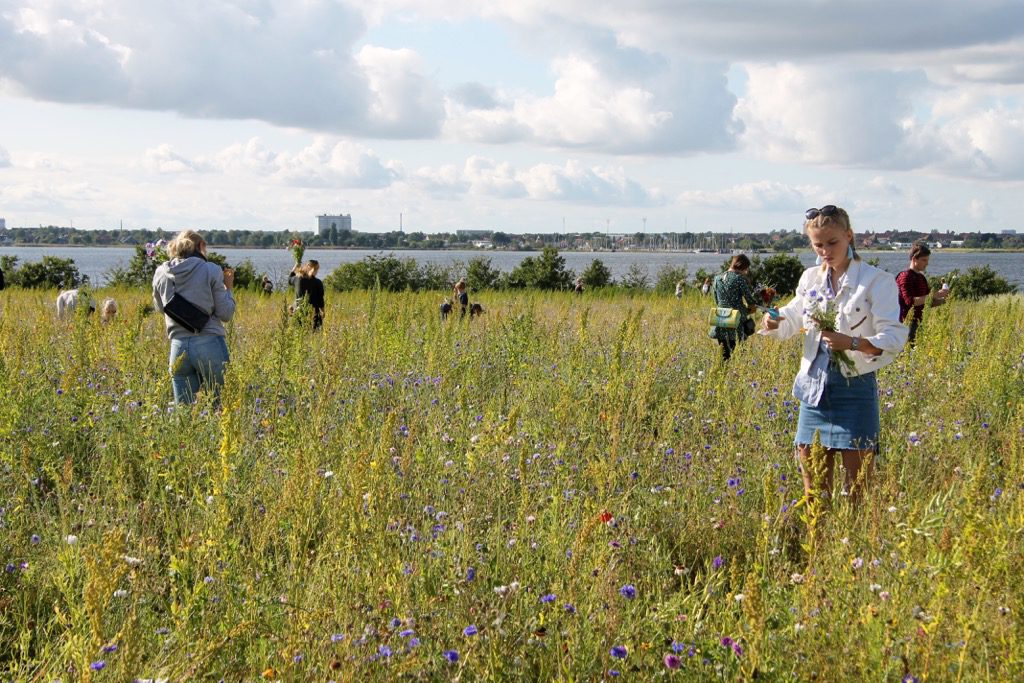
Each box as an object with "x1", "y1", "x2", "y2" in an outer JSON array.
[{"x1": 895, "y1": 243, "x2": 947, "y2": 344}]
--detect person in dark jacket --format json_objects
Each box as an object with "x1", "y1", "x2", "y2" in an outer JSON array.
[
  {"x1": 152, "y1": 229, "x2": 235, "y2": 404},
  {"x1": 289, "y1": 260, "x2": 325, "y2": 330},
  {"x1": 711, "y1": 254, "x2": 756, "y2": 361}
]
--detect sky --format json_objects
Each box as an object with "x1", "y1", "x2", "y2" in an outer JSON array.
[{"x1": 1, "y1": 1, "x2": 1023, "y2": 235}]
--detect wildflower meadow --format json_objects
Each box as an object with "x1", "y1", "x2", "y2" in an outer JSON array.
[{"x1": 0, "y1": 286, "x2": 1021, "y2": 681}]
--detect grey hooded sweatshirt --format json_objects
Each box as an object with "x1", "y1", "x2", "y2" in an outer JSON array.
[{"x1": 152, "y1": 256, "x2": 236, "y2": 340}]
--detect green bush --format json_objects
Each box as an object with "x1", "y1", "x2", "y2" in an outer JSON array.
[
  {"x1": 654, "y1": 265, "x2": 689, "y2": 295},
  {"x1": 8, "y1": 256, "x2": 87, "y2": 289},
  {"x1": 324, "y1": 253, "x2": 422, "y2": 292},
  {"x1": 580, "y1": 259, "x2": 613, "y2": 288},
  {"x1": 930, "y1": 266, "x2": 1016, "y2": 300},
  {"x1": 749, "y1": 254, "x2": 804, "y2": 295},
  {"x1": 466, "y1": 257, "x2": 502, "y2": 291},
  {"x1": 504, "y1": 246, "x2": 574, "y2": 290}
]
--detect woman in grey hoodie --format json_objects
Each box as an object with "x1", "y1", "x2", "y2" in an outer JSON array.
[{"x1": 152, "y1": 230, "x2": 236, "y2": 404}]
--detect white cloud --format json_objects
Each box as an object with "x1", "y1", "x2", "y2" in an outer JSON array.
[
  {"x1": 0, "y1": 145, "x2": 10, "y2": 167},
  {"x1": 446, "y1": 53, "x2": 739, "y2": 154},
  {"x1": 737, "y1": 63, "x2": 936, "y2": 168},
  {"x1": 413, "y1": 156, "x2": 662, "y2": 205},
  {"x1": 679, "y1": 180, "x2": 816, "y2": 212},
  {"x1": 143, "y1": 137, "x2": 401, "y2": 188},
  {"x1": 968, "y1": 198, "x2": 992, "y2": 220},
  {"x1": 144, "y1": 144, "x2": 208, "y2": 174},
  {"x1": 356, "y1": 46, "x2": 446, "y2": 137},
  {"x1": 0, "y1": 1, "x2": 443, "y2": 137}
]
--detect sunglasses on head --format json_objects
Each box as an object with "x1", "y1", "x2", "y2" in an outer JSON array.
[{"x1": 805, "y1": 205, "x2": 838, "y2": 220}]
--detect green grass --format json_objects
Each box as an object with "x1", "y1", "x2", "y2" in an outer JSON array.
[{"x1": 0, "y1": 287, "x2": 1021, "y2": 681}]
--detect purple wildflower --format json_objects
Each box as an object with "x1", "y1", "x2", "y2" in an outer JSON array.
[
  {"x1": 540, "y1": 593, "x2": 556, "y2": 603},
  {"x1": 610, "y1": 645, "x2": 627, "y2": 659},
  {"x1": 90, "y1": 660, "x2": 106, "y2": 671},
  {"x1": 619, "y1": 584, "x2": 637, "y2": 600},
  {"x1": 712, "y1": 555, "x2": 724, "y2": 570},
  {"x1": 664, "y1": 654, "x2": 682, "y2": 669},
  {"x1": 463, "y1": 624, "x2": 478, "y2": 637},
  {"x1": 443, "y1": 649, "x2": 459, "y2": 663}
]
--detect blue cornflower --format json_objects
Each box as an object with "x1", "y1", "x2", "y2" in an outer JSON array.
[
  {"x1": 443, "y1": 649, "x2": 459, "y2": 663},
  {"x1": 330, "y1": 633, "x2": 345, "y2": 643},
  {"x1": 540, "y1": 593, "x2": 556, "y2": 603},
  {"x1": 389, "y1": 617, "x2": 402, "y2": 629},
  {"x1": 619, "y1": 584, "x2": 637, "y2": 600},
  {"x1": 399, "y1": 629, "x2": 415, "y2": 637},
  {"x1": 378, "y1": 645, "x2": 392, "y2": 658},
  {"x1": 463, "y1": 624, "x2": 478, "y2": 637},
  {"x1": 90, "y1": 660, "x2": 106, "y2": 671},
  {"x1": 564, "y1": 603, "x2": 576, "y2": 614},
  {"x1": 671, "y1": 641, "x2": 685, "y2": 653},
  {"x1": 610, "y1": 645, "x2": 628, "y2": 658},
  {"x1": 712, "y1": 555, "x2": 724, "y2": 570},
  {"x1": 466, "y1": 566, "x2": 476, "y2": 581}
]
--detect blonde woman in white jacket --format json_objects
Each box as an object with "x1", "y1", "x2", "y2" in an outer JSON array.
[{"x1": 761, "y1": 205, "x2": 908, "y2": 500}]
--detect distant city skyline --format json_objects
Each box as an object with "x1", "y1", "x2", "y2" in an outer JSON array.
[{"x1": 2, "y1": 1, "x2": 1023, "y2": 234}]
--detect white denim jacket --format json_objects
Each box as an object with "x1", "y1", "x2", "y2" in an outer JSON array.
[{"x1": 759, "y1": 260, "x2": 909, "y2": 377}]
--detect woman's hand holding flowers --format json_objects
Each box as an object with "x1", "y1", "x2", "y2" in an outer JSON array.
[{"x1": 820, "y1": 330, "x2": 853, "y2": 351}]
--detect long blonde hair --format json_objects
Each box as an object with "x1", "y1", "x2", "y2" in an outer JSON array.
[
  {"x1": 167, "y1": 230, "x2": 206, "y2": 260},
  {"x1": 296, "y1": 260, "x2": 320, "y2": 278},
  {"x1": 804, "y1": 207, "x2": 860, "y2": 264}
]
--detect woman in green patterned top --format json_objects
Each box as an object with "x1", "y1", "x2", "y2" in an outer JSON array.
[{"x1": 712, "y1": 254, "x2": 756, "y2": 361}]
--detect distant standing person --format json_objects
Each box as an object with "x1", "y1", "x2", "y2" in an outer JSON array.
[
  {"x1": 289, "y1": 260, "x2": 325, "y2": 330},
  {"x1": 261, "y1": 275, "x2": 274, "y2": 295},
  {"x1": 711, "y1": 255, "x2": 756, "y2": 361},
  {"x1": 701, "y1": 277, "x2": 712, "y2": 296},
  {"x1": 152, "y1": 229, "x2": 235, "y2": 405},
  {"x1": 675, "y1": 280, "x2": 684, "y2": 299},
  {"x1": 895, "y1": 243, "x2": 947, "y2": 345},
  {"x1": 454, "y1": 279, "x2": 469, "y2": 317},
  {"x1": 574, "y1": 277, "x2": 584, "y2": 295}
]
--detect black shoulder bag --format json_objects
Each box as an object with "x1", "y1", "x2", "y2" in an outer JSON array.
[{"x1": 163, "y1": 293, "x2": 211, "y2": 334}]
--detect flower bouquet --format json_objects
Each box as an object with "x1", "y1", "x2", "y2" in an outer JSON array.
[
  {"x1": 145, "y1": 239, "x2": 169, "y2": 265},
  {"x1": 289, "y1": 238, "x2": 305, "y2": 265},
  {"x1": 754, "y1": 284, "x2": 780, "y2": 320},
  {"x1": 804, "y1": 288, "x2": 857, "y2": 373}
]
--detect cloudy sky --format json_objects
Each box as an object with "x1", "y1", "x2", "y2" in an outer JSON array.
[{"x1": 1, "y1": 0, "x2": 1023, "y2": 234}]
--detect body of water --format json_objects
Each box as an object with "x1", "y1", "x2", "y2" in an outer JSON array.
[{"x1": 1, "y1": 245, "x2": 1021, "y2": 288}]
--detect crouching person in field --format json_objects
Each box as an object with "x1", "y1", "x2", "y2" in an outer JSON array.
[
  {"x1": 56, "y1": 289, "x2": 96, "y2": 319},
  {"x1": 100, "y1": 298, "x2": 118, "y2": 323},
  {"x1": 152, "y1": 229, "x2": 236, "y2": 405}
]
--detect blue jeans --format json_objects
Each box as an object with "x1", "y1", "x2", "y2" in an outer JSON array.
[{"x1": 168, "y1": 335, "x2": 230, "y2": 404}]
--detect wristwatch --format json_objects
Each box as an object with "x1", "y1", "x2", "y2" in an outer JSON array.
[{"x1": 850, "y1": 336, "x2": 861, "y2": 351}]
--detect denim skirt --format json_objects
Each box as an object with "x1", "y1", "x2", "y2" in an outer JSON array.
[{"x1": 795, "y1": 365, "x2": 879, "y2": 451}]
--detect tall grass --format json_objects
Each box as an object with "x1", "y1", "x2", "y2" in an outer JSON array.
[{"x1": 0, "y1": 287, "x2": 1021, "y2": 681}]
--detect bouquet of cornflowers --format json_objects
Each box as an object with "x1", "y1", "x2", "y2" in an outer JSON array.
[
  {"x1": 289, "y1": 238, "x2": 305, "y2": 265},
  {"x1": 145, "y1": 239, "x2": 169, "y2": 265},
  {"x1": 803, "y1": 287, "x2": 857, "y2": 373}
]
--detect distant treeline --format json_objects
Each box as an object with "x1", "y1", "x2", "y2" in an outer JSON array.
[
  {"x1": 0, "y1": 246, "x2": 1015, "y2": 301},
  {"x1": 3, "y1": 226, "x2": 1023, "y2": 251}
]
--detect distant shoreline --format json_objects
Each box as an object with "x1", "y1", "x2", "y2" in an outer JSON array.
[{"x1": 2, "y1": 244, "x2": 1022, "y2": 254}]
